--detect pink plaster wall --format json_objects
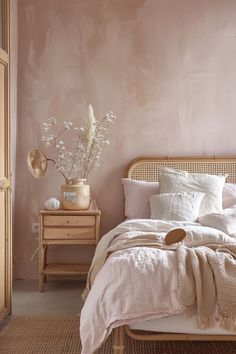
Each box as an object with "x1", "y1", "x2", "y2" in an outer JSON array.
[{"x1": 14, "y1": 0, "x2": 236, "y2": 279}]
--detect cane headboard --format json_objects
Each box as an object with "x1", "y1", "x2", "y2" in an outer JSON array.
[{"x1": 127, "y1": 157, "x2": 236, "y2": 183}]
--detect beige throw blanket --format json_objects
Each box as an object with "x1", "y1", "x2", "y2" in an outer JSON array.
[{"x1": 177, "y1": 243, "x2": 236, "y2": 330}]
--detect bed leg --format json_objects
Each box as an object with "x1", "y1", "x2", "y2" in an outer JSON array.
[{"x1": 113, "y1": 326, "x2": 125, "y2": 354}]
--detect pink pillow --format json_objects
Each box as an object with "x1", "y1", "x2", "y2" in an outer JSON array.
[
  {"x1": 122, "y1": 178, "x2": 159, "y2": 219},
  {"x1": 223, "y1": 183, "x2": 236, "y2": 209}
]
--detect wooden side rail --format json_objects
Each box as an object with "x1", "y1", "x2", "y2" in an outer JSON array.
[
  {"x1": 125, "y1": 325, "x2": 236, "y2": 341},
  {"x1": 112, "y1": 325, "x2": 236, "y2": 353}
]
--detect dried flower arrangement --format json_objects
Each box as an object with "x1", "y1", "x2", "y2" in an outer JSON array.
[{"x1": 41, "y1": 105, "x2": 116, "y2": 182}]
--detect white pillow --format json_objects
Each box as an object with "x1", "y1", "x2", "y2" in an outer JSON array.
[
  {"x1": 122, "y1": 178, "x2": 159, "y2": 219},
  {"x1": 199, "y1": 206, "x2": 236, "y2": 237},
  {"x1": 159, "y1": 168, "x2": 227, "y2": 216},
  {"x1": 223, "y1": 183, "x2": 236, "y2": 209},
  {"x1": 150, "y1": 192, "x2": 204, "y2": 222}
]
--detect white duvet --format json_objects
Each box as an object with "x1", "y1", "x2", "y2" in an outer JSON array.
[{"x1": 80, "y1": 219, "x2": 236, "y2": 354}]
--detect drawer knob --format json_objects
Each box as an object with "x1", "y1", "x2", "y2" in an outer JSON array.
[
  {"x1": 66, "y1": 220, "x2": 70, "y2": 224},
  {"x1": 67, "y1": 233, "x2": 71, "y2": 237}
]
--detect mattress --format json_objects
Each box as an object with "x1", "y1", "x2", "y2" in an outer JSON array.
[{"x1": 130, "y1": 313, "x2": 235, "y2": 335}]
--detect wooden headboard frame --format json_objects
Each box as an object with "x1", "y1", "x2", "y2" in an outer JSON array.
[{"x1": 127, "y1": 156, "x2": 236, "y2": 183}]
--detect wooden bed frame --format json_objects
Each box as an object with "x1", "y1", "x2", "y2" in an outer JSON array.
[{"x1": 112, "y1": 156, "x2": 236, "y2": 353}]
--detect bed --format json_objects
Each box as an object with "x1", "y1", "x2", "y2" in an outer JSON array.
[{"x1": 80, "y1": 156, "x2": 236, "y2": 354}]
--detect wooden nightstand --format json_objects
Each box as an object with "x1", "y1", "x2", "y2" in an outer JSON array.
[{"x1": 39, "y1": 200, "x2": 101, "y2": 291}]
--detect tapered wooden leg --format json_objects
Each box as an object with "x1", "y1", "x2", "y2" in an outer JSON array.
[
  {"x1": 113, "y1": 326, "x2": 125, "y2": 354},
  {"x1": 39, "y1": 245, "x2": 46, "y2": 292},
  {"x1": 44, "y1": 246, "x2": 47, "y2": 282}
]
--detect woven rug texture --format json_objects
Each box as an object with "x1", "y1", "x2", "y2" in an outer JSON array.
[{"x1": 0, "y1": 316, "x2": 236, "y2": 354}]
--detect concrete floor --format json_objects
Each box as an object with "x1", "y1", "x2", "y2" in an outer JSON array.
[{"x1": 12, "y1": 279, "x2": 86, "y2": 315}]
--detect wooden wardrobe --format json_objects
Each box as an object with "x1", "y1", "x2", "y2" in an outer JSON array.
[{"x1": 0, "y1": 0, "x2": 11, "y2": 322}]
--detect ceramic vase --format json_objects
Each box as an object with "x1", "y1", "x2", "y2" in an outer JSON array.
[{"x1": 61, "y1": 178, "x2": 90, "y2": 210}]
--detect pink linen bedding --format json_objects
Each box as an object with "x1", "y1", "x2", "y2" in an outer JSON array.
[{"x1": 80, "y1": 219, "x2": 236, "y2": 354}]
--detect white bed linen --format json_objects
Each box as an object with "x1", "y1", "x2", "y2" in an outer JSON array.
[
  {"x1": 130, "y1": 314, "x2": 236, "y2": 334},
  {"x1": 80, "y1": 219, "x2": 236, "y2": 354}
]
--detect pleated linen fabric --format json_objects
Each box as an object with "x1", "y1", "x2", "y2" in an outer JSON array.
[{"x1": 0, "y1": 315, "x2": 236, "y2": 354}]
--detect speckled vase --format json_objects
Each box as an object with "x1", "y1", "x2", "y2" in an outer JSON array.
[{"x1": 61, "y1": 178, "x2": 90, "y2": 210}]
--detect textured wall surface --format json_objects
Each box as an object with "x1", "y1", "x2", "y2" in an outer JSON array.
[{"x1": 15, "y1": 0, "x2": 236, "y2": 279}]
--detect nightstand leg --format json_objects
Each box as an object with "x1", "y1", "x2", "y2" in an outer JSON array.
[
  {"x1": 44, "y1": 246, "x2": 47, "y2": 282},
  {"x1": 39, "y1": 245, "x2": 46, "y2": 292},
  {"x1": 39, "y1": 274, "x2": 44, "y2": 292}
]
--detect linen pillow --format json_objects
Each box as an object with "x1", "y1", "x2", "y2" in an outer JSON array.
[
  {"x1": 122, "y1": 178, "x2": 159, "y2": 219},
  {"x1": 159, "y1": 168, "x2": 227, "y2": 216},
  {"x1": 223, "y1": 183, "x2": 236, "y2": 209},
  {"x1": 150, "y1": 192, "x2": 204, "y2": 222},
  {"x1": 199, "y1": 206, "x2": 236, "y2": 237}
]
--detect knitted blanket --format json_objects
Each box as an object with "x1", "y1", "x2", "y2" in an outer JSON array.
[{"x1": 177, "y1": 243, "x2": 236, "y2": 331}]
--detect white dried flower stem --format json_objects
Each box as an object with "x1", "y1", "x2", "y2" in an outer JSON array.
[{"x1": 40, "y1": 106, "x2": 116, "y2": 181}]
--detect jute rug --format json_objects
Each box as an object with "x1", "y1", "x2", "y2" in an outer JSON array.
[{"x1": 0, "y1": 315, "x2": 236, "y2": 354}]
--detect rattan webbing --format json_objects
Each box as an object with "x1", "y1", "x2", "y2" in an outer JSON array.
[{"x1": 127, "y1": 157, "x2": 236, "y2": 183}]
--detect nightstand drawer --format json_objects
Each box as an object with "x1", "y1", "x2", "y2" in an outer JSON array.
[
  {"x1": 44, "y1": 215, "x2": 95, "y2": 227},
  {"x1": 43, "y1": 227, "x2": 96, "y2": 240}
]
